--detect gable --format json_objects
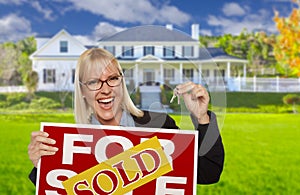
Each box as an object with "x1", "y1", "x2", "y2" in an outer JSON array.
[
  {"x1": 30, "y1": 29, "x2": 87, "y2": 59},
  {"x1": 136, "y1": 55, "x2": 164, "y2": 62}
]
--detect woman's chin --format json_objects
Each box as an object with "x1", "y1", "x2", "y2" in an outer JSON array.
[{"x1": 95, "y1": 111, "x2": 120, "y2": 125}]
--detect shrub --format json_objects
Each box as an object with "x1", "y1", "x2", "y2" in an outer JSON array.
[
  {"x1": 29, "y1": 97, "x2": 61, "y2": 110},
  {"x1": 9, "y1": 102, "x2": 29, "y2": 109},
  {"x1": 283, "y1": 94, "x2": 300, "y2": 113},
  {"x1": 0, "y1": 101, "x2": 8, "y2": 108},
  {"x1": 6, "y1": 93, "x2": 28, "y2": 106}
]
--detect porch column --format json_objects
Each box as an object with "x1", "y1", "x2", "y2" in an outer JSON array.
[
  {"x1": 135, "y1": 63, "x2": 139, "y2": 88},
  {"x1": 276, "y1": 76, "x2": 279, "y2": 92},
  {"x1": 198, "y1": 63, "x2": 202, "y2": 84},
  {"x1": 243, "y1": 63, "x2": 247, "y2": 79},
  {"x1": 160, "y1": 63, "x2": 164, "y2": 85},
  {"x1": 227, "y1": 62, "x2": 231, "y2": 81},
  {"x1": 179, "y1": 63, "x2": 183, "y2": 83}
]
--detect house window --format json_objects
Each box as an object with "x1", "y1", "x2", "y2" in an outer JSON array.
[
  {"x1": 43, "y1": 69, "x2": 56, "y2": 83},
  {"x1": 72, "y1": 69, "x2": 75, "y2": 83},
  {"x1": 144, "y1": 46, "x2": 154, "y2": 56},
  {"x1": 122, "y1": 46, "x2": 134, "y2": 57},
  {"x1": 104, "y1": 46, "x2": 115, "y2": 55},
  {"x1": 202, "y1": 69, "x2": 210, "y2": 77},
  {"x1": 123, "y1": 68, "x2": 134, "y2": 79},
  {"x1": 183, "y1": 46, "x2": 194, "y2": 57},
  {"x1": 60, "y1": 41, "x2": 68, "y2": 53},
  {"x1": 183, "y1": 68, "x2": 194, "y2": 80},
  {"x1": 214, "y1": 70, "x2": 225, "y2": 78},
  {"x1": 163, "y1": 46, "x2": 175, "y2": 57},
  {"x1": 163, "y1": 68, "x2": 175, "y2": 81}
]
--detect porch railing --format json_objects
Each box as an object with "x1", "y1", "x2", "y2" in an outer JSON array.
[{"x1": 227, "y1": 76, "x2": 300, "y2": 92}]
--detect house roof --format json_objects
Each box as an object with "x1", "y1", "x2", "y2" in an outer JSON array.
[
  {"x1": 99, "y1": 25, "x2": 197, "y2": 42},
  {"x1": 118, "y1": 47, "x2": 247, "y2": 63},
  {"x1": 198, "y1": 47, "x2": 246, "y2": 61},
  {"x1": 30, "y1": 29, "x2": 88, "y2": 59}
]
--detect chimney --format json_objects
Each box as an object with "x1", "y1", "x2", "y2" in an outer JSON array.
[
  {"x1": 191, "y1": 24, "x2": 199, "y2": 40},
  {"x1": 166, "y1": 24, "x2": 173, "y2": 30}
]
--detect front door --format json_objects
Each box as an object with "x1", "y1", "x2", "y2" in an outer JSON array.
[{"x1": 143, "y1": 69, "x2": 155, "y2": 84}]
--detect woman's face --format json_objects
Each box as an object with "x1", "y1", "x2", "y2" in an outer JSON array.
[{"x1": 81, "y1": 63, "x2": 123, "y2": 125}]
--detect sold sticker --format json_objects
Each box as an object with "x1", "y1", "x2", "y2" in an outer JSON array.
[{"x1": 62, "y1": 136, "x2": 173, "y2": 195}]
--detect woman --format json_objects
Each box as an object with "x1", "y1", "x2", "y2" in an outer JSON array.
[{"x1": 28, "y1": 48, "x2": 224, "y2": 185}]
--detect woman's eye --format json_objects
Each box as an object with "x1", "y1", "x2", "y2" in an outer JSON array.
[
  {"x1": 87, "y1": 80, "x2": 98, "y2": 85},
  {"x1": 110, "y1": 76, "x2": 119, "y2": 81}
]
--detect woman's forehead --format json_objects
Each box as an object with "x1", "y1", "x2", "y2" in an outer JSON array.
[{"x1": 82, "y1": 62, "x2": 119, "y2": 79}]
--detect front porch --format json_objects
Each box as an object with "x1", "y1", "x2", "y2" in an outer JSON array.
[{"x1": 120, "y1": 59, "x2": 247, "y2": 92}]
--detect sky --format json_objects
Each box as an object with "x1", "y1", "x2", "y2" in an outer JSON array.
[{"x1": 0, "y1": 0, "x2": 297, "y2": 45}]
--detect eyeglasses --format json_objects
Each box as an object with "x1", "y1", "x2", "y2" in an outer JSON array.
[{"x1": 80, "y1": 75, "x2": 123, "y2": 91}]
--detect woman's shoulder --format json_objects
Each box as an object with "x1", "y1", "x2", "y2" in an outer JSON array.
[{"x1": 132, "y1": 110, "x2": 177, "y2": 129}]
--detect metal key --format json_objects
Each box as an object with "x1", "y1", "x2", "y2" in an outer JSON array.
[{"x1": 170, "y1": 89, "x2": 180, "y2": 104}]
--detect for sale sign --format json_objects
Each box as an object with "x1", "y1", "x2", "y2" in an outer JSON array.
[{"x1": 36, "y1": 122, "x2": 198, "y2": 195}]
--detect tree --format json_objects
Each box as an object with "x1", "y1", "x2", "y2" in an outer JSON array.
[
  {"x1": 283, "y1": 94, "x2": 300, "y2": 113},
  {"x1": 273, "y1": 0, "x2": 300, "y2": 76},
  {"x1": 0, "y1": 36, "x2": 36, "y2": 86},
  {"x1": 17, "y1": 36, "x2": 36, "y2": 81},
  {"x1": 24, "y1": 70, "x2": 38, "y2": 99},
  {"x1": 0, "y1": 43, "x2": 20, "y2": 82},
  {"x1": 215, "y1": 30, "x2": 275, "y2": 76}
]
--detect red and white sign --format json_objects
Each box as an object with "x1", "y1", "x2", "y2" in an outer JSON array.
[{"x1": 36, "y1": 122, "x2": 198, "y2": 195}]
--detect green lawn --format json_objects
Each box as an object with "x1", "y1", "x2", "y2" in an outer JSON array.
[{"x1": 0, "y1": 113, "x2": 299, "y2": 194}]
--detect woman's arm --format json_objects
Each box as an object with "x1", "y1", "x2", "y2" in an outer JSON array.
[
  {"x1": 28, "y1": 131, "x2": 58, "y2": 185},
  {"x1": 195, "y1": 111, "x2": 224, "y2": 184}
]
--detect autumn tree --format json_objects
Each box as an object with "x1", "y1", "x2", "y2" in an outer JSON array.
[{"x1": 273, "y1": 0, "x2": 300, "y2": 77}]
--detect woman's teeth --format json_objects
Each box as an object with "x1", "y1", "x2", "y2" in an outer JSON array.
[{"x1": 97, "y1": 98, "x2": 114, "y2": 104}]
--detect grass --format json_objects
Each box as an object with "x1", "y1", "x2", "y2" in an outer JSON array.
[
  {"x1": 198, "y1": 113, "x2": 300, "y2": 194},
  {"x1": 0, "y1": 113, "x2": 299, "y2": 194}
]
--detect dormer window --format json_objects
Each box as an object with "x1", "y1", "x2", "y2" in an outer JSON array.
[
  {"x1": 122, "y1": 46, "x2": 134, "y2": 57},
  {"x1": 183, "y1": 46, "x2": 194, "y2": 57},
  {"x1": 144, "y1": 46, "x2": 154, "y2": 56},
  {"x1": 60, "y1": 41, "x2": 68, "y2": 53}
]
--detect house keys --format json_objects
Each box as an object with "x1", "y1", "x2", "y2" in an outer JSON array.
[{"x1": 170, "y1": 89, "x2": 180, "y2": 104}]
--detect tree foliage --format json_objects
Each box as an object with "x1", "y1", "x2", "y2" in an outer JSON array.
[
  {"x1": 273, "y1": 0, "x2": 300, "y2": 76},
  {"x1": 24, "y1": 70, "x2": 39, "y2": 100},
  {"x1": 213, "y1": 30, "x2": 275, "y2": 76},
  {"x1": 0, "y1": 36, "x2": 36, "y2": 85}
]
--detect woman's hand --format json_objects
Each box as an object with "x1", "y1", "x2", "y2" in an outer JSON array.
[
  {"x1": 28, "y1": 131, "x2": 58, "y2": 167},
  {"x1": 176, "y1": 82, "x2": 210, "y2": 124}
]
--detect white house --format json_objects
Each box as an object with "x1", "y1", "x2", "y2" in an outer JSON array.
[
  {"x1": 30, "y1": 25, "x2": 248, "y2": 92},
  {"x1": 30, "y1": 29, "x2": 87, "y2": 91}
]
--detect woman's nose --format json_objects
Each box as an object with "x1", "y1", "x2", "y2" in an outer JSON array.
[{"x1": 99, "y1": 81, "x2": 111, "y2": 94}]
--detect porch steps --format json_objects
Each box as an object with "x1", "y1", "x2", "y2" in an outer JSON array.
[
  {"x1": 141, "y1": 92, "x2": 162, "y2": 110},
  {"x1": 139, "y1": 85, "x2": 162, "y2": 111}
]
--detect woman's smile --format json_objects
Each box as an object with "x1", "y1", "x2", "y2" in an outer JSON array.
[{"x1": 96, "y1": 96, "x2": 115, "y2": 110}]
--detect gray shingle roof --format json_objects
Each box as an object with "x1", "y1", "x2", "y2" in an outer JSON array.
[
  {"x1": 99, "y1": 25, "x2": 196, "y2": 42},
  {"x1": 198, "y1": 47, "x2": 243, "y2": 60}
]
